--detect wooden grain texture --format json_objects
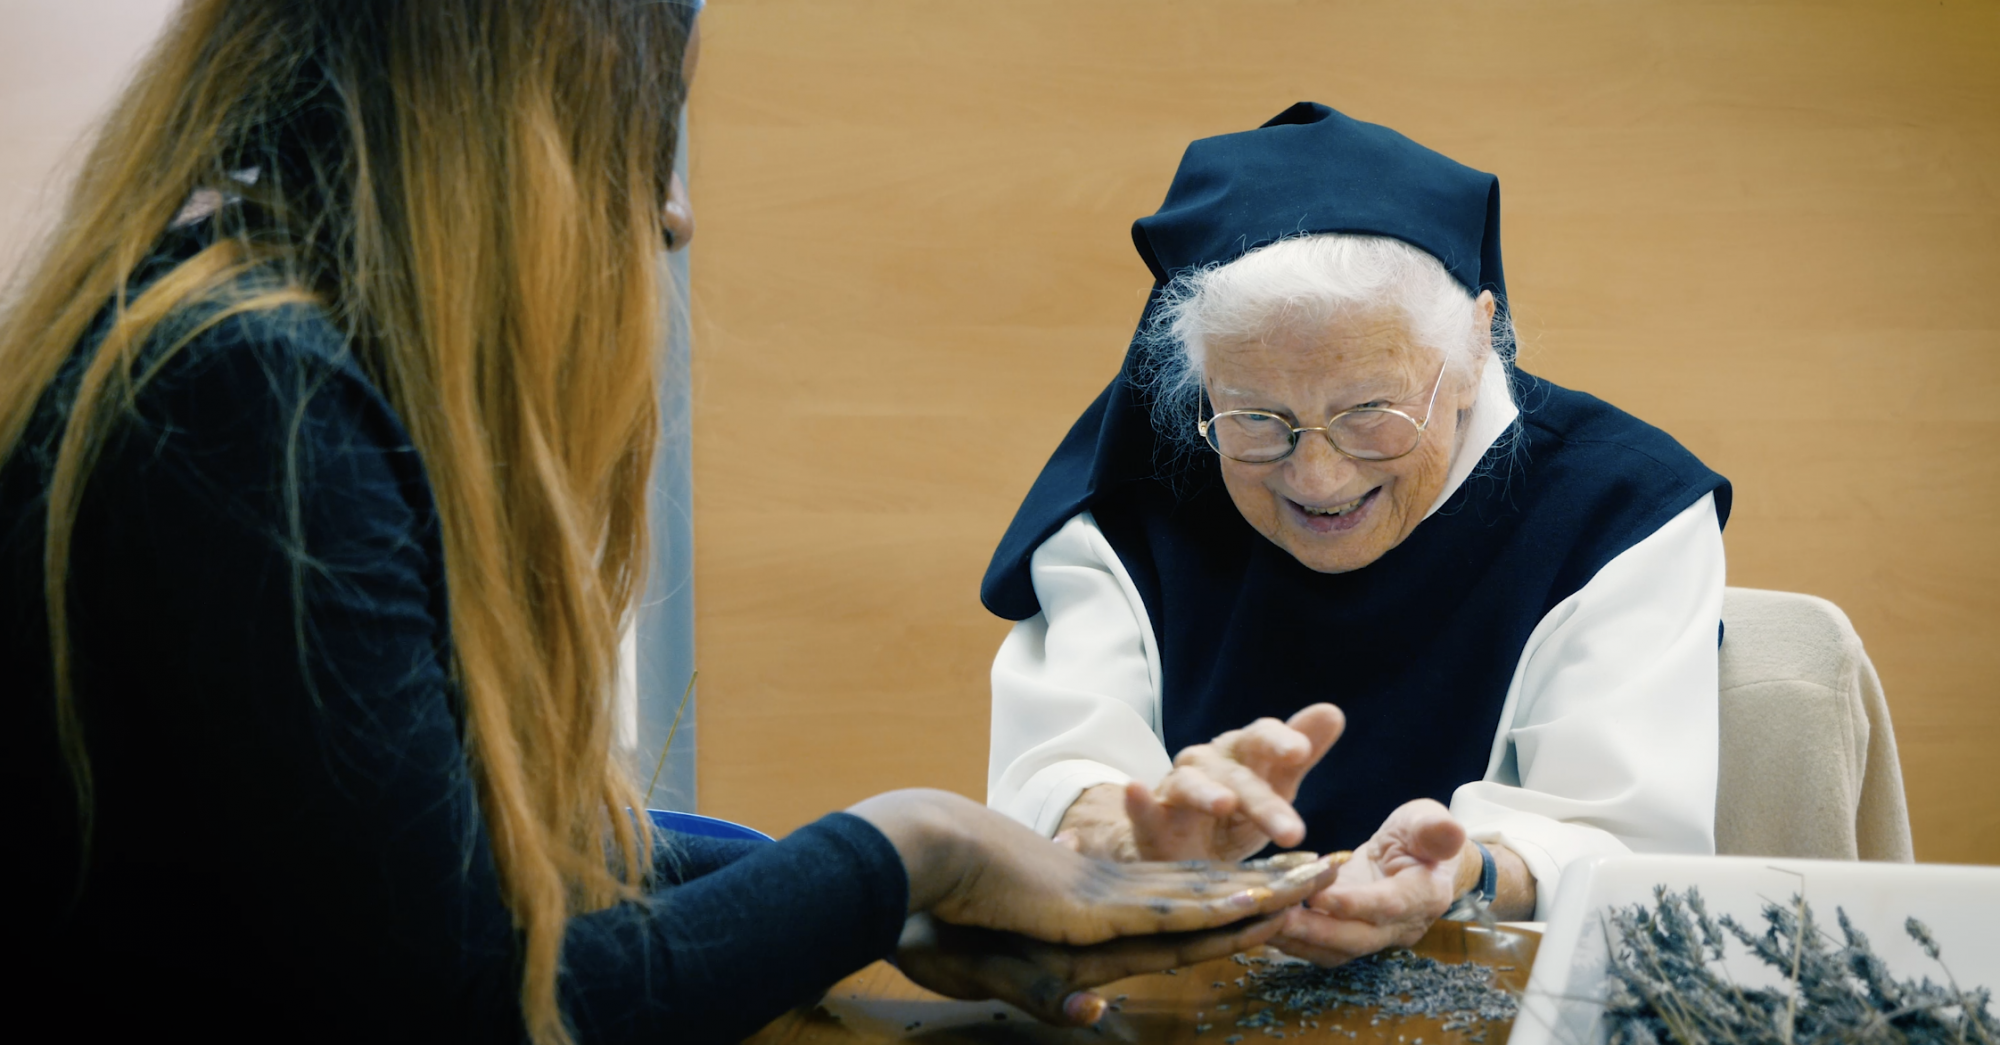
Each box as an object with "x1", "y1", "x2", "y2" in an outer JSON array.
[
  {"x1": 745, "y1": 922, "x2": 1541, "y2": 1045},
  {"x1": 686, "y1": 1, "x2": 2000, "y2": 862}
]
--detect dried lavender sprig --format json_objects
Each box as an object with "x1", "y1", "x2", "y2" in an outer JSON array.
[{"x1": 1604, "y1": 888, "x2": 1997, "y2": 1045}]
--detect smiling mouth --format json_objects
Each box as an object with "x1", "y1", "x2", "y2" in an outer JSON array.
[
  {"x1": 1297, "y1": 488, "x2": 1378, "y2": 518},
  {"x1": 1287, "y1": 488, "x2": 1381, "y2": 533}
]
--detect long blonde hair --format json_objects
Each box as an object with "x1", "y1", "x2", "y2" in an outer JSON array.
[{"x1": 0, "y1": 2, "x2": 690, "y2": 1041}]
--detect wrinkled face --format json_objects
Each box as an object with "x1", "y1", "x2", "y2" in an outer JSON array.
[{"x1": 1203, "y1": 301, "x2": 1489, "y2": 573}]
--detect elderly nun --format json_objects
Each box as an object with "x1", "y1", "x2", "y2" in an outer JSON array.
[{"x1": 982, "y1": 103, "x2": 1730, "y2": 962}]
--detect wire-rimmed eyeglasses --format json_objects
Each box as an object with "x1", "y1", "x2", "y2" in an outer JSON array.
[{"x1": 1197, "y1": 359, "x2": 1448, "y2": 464}]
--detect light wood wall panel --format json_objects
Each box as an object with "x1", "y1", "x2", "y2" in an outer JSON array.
[{"x1": 686, "y1": 0, "x2": 2000, "y2": 863}]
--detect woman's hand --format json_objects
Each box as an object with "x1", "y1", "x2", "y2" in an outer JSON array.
[
  {"x1": 893, "y1": 910, "x2": 1289, "y2": 1027},
  {"x1": 1057, "y1": 704, "x2": 1345, "y2": 863},
  {"x1": 848, "y1": 789, "x2": 1342, "y2": 947}
]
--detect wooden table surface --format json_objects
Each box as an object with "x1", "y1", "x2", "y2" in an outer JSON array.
[{"x1": 747, "y1": 922, "x2": 1541, "y2": 1045}]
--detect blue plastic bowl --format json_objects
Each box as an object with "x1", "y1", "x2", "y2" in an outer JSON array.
[{"x1": 646, "y1": 808, "x2": 776, "y2": 843}]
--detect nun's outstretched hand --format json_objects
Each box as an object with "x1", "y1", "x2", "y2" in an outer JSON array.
[
  {"x1": 1054, "y1": 704, "x2": 1346, "y2": 864},
  {"x1": 1265, "y1": 798, "x2": 1529, "y2": 966},
  {"x1": 1259, "y1": 798, "x2": 1463, "y2": 964},
  {"x1": 848, "y1": 789, "x2": 1343, "y2": 948}
]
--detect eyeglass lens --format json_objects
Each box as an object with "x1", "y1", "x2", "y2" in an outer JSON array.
[{"x1": 1205, "y1": 409, "x2": 1421, "y2": 463}]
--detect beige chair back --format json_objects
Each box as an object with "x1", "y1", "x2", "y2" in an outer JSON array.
[{"x1": 1716, "y1": 587, "x2": 1913, "y2": 861}]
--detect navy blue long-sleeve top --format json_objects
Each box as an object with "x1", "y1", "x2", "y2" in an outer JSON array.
[{"x1": 2, "y1": 254, "x2": 908, "y2": 1041}]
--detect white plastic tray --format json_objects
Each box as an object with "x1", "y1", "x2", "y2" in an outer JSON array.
[{"x1": 1512, "y1": 855, "x2": 2000, "y2": 1045}]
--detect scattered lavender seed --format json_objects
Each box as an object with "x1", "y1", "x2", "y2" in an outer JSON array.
[{"x1": 1247, "y1": 949, "x2": 1518, "y2": 1025}]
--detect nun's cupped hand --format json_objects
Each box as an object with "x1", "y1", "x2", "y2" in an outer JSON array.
[
  {"x1": 1267, "y1": 798, "x2": 1468, "y2": 966},
  {"x1": 1060, "y1": 704, "x2": 1345, "y2": 864},
  {"x1": 848, "y1": 789, "x2": 1343, "y2": 947},
  {"x1": 894, "y1": 910, "x2": 1288, "y2": 1027}
]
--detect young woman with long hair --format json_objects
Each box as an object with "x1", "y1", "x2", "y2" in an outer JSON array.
[{"x1": 0, "y1": 1, "x2": 1341, "y2": 1041}]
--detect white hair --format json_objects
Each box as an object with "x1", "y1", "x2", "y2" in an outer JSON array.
[{"x1": 1137, "y1": 233, "x2": 1516, "y2": 450}]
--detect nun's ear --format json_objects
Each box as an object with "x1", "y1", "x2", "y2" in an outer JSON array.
[{"x1": 1470, "y1": 290, "x2": 1499, "y2": 354}]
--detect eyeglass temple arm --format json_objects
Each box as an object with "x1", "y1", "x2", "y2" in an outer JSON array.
[{"x1": 1418, "y1": 357, "x2": 1449, "y2": 427}]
